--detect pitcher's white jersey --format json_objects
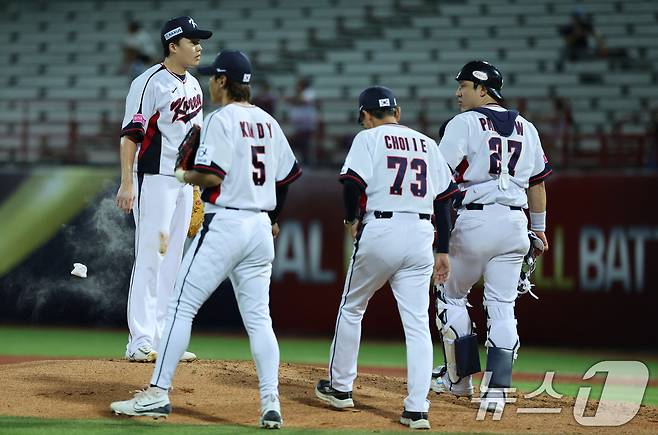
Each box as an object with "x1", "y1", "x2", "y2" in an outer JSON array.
[
  {"x1": 195, "y1": 103, "x2": 301, "y2": 211},
  {"x1": 340, "y1": 124, "x2": 456, "y2": 215},
  {"x1": 121, "y1": 63, "x2": 204, "y2": 175},
  {"x1": 439, "y1": 105, "x2": 552, "y2": 208}
]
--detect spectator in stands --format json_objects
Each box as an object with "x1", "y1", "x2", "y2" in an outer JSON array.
[
  {"x1": 559, "y1": 9, "x2": 607, "y2": 62},
  {"x1": 287, "y1": 77, "x2": 318, "y2": 165},
  {"x1": 252, "y1": 80, "x2": 277, "y2": 116},
  {"x1": 121, "y1": 22, "x2": 158, "y2": 79},
  {"x1": 548, "y1": 97, "x2": 574, "y2": 165}
]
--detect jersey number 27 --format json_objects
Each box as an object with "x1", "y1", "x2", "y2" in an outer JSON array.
[{"x1": 489, "y1": 138, "x2": 522, "y2": 176}]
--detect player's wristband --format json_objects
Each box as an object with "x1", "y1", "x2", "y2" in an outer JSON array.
[
  {"x1": 175, "y1": 168, "x2": 187, "y2": 184},
  {"x1": 530, "y1": 211, "x2": 546, "y2": 232}
]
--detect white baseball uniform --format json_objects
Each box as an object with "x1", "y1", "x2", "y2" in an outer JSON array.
[
  {"x1": 437, "y1": 104, "x2": 551, "y2": 361},
  {"x1": 121, "y1": 63, "x2": 204, "y2": 357},
  {"x1": 150, "y1": 103, "x2": 301, "y2": 406},
  {"x1": 329, "y1": 124, "x2": 456, "y2": 413}
]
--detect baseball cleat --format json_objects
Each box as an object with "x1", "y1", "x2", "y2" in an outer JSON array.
[
  {"x1": 480, "y1": 388, "x2": 507, "y2": 413},
  {"x1": 126, "y1": 346, "x2": 157, "y2": 363},
  {"x1": 180, "y1": 351, "x2": 197, "y2": 362},
  {"x1": 431, "y1": 365, "x2": 474, "y2": 398},
  {"x1": 110, "y1": 387, "x2": 171, "y2": 418},
  {"x1": 399, "y1": 410, "x2": 430, "y2": 430},
  {"x1": 259, "y1": 393, "x2": 283, "y2": 429},
  {"x1": 315, "y1": 379, "x2": 354, "y2": 409}
]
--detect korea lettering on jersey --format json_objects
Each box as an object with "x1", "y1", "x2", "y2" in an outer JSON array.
[
  {"x1": 194, "y1": 104, "x2": 301, "y2": 211},
  {"x1": 339, "y1": 124, "x2": 456, "y2": 214},
  {"x1": 439, "y1": 107, "x2": 552, "y2": 208},
  {"x1": 121, "y1": 64, "x2": 204, "y2": 175}
]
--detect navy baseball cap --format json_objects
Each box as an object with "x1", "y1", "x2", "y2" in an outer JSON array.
[
  {"x1": 160, "y1": 16, "x2": 212, "y2": 47},
  {"x1": 357, "y1": 86, "x2": 398, "y2": 123},
  {"x1": 198, "y1": 50, "x2": 252, "y2": 84}
]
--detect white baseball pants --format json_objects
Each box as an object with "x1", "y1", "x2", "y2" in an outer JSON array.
[
  {"x1": 127, "y1": 173, "x2": 192, "y2": 356},
  {"x1": 150, "y1": 209, "x2": 279, "y2": 403},
  {"x1": 443, "y1": 203, "x2": 530, "y2": 350},
  {"x1": 328, "y1": 212, "x2": 434, "y2": 413}
]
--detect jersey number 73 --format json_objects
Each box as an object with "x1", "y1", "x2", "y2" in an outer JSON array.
[{"x1": 387, "y1": 156, "x2": 427, "y2": 197}]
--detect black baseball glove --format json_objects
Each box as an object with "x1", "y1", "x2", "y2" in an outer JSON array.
[{"x1": 175, "y1": 124, "x2": 201, "y2": 170}]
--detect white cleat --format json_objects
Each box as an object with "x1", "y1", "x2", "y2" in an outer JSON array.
[
  {"x1": 110, "y1": 387, "x2": 171, "y2": 418},
  {"x1": 126, "y1": 347, "x2": 157, "y2": 363},
  {"x1": 431, "y1": 365, "x2": 474, "y2": 398},
  {"x1": 259, "y1": 393, "x2": 283, "y2": 429},
  {"x1": 180, "y1": 351, "x2": 197, "y2": 362}
]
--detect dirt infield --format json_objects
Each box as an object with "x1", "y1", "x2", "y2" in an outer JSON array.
[{"x1": 0, "y1": 359, "x2": 656, "y2": 433}]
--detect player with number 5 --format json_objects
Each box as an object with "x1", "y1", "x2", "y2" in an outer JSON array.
[
  {"x1": 110, "y1": 50, "x2": 301, "y2": 429},
  {"x1": 431, "y1": 60, "x2": 551, "y2": 413}
]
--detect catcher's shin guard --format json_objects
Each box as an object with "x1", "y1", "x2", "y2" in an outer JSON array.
[
  {"x1": 482, "y1": 299, "x2": 518, "y2": 397},
  {"x1": 434, "y1": 285, "x2": 481, "y2": 383},
  {"x1": 484, "y1": 347, "x2": 514, "y2": 389}
]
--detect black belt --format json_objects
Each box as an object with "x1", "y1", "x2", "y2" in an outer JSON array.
[
  {"x1": 374, "y1": 211, "x2": 431, "y2": 220},
  {"x1": 464, "y1": 203, "x2": 523, "y2": 211},
  {"x1": 224, "y1": 206, "x2": 267, "y2": 212}
]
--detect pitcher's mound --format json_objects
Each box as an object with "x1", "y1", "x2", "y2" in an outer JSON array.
[{"x1": 0, "y1": 359, "x2": 656, "y2": 433}]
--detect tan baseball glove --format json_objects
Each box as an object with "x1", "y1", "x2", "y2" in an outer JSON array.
[{"x1": 188, "y1": 186, "x2": 205, "y2": 238}]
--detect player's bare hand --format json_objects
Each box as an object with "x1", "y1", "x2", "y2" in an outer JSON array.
[
  {"x1": 345, "y1": 221, "x2": 359, "y2": 240},
  {"x1": 533, "y1": 231, "x2": 549, "y2": 253},
  {"x1": 433, "y1": 253, "x2": 450, "y2": 284},
  {"x1": 272, "y1": 223, "x2": 280, "y2": 238},
  {"x1": 116, "y1": 183, "x2": 135, "y2": 213}
]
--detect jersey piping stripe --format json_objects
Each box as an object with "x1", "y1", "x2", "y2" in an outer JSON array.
[
  {"x1": 339, "y1": 170, "x2": 367, "y2": 190},
  {"x1": 153, "y1": 213, "x2": 215, "y2": 387},
  {"x1": 435, "y1": 185, "x2": 460, "y2": 201},
  {"x1": 329, "y1": 228, "x2": 363, "y2": 389},
  {"x1": 529, "y1": 165, "x2": 553, "y2": 185},
  {"x1": 276, "y1": 163, "x2": 302, "y2": 186},
  {"x1": 138, "y1": 112, "x2": 161, "y2": 159},
  {"x1": 137, "y1": 65, "x2": 166, "y2": 114},
  {"x1": 193, "y1": 163, "x2": 226, "y2": 178},
  {"x1": 126, "y1": 173, "x2": 145, "y2": 345}
]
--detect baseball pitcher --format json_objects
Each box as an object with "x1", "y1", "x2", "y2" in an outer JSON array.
[
  {"x1": 315, "y1": 86, "x2": 458, "y2": 430},
  {"x1": 431, "y1": 60, "x2": 552, "y2": 412},
  {"x1": 115, "y1": 16, "x2": 212, "y2": 363},
  {"x1": 111, "y1": 50, "x2": 301, "y2": 429}
]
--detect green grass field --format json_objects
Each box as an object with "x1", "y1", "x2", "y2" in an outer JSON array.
[{"x1": 0, "y1": 326, "x2": 656, "y2": 434}]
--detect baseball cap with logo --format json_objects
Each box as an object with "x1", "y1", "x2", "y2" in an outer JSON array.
[
  {"x1": 357, "y1": 86, "x2": 398, "y2": 124},
  {"x1": 197, "y1": 50, "x2": 252, "y2": 84},
  {"x1": 160, "y1": 16, "x2": 212, "y2": 47}
]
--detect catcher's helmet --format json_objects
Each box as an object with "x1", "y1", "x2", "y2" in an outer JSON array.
[{"x1": 455, "y1": 60, "x2": 504, "y2": 101}]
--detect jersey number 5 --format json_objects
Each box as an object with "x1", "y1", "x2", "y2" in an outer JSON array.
[
  {"x1": 489, "y1": 138, "x2": 522, "y2": 176},
  {"x1": 251, "y1": 145, "x2": 266, "y2": 185},
  {"x1": 387, "y1": 156, "x2": 427, "y2": 197}
]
